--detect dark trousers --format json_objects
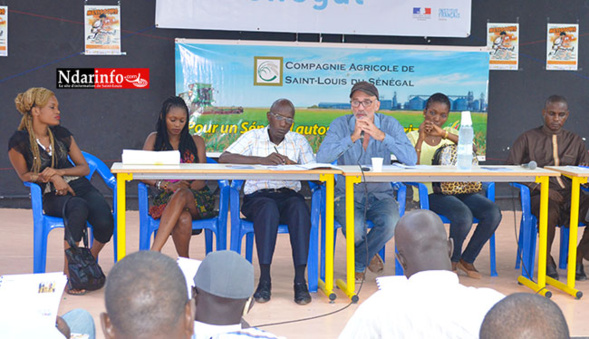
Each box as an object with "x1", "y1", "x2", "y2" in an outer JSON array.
[
  {"x1": 44, "y1": 179, "x2": 114, "y2": 244},
  {"x1": 241, "y1": 188, "x2": 311, "y2": 267},
  {"x1": 530, "y1": 190, "x2": 589, "y2": 262}
]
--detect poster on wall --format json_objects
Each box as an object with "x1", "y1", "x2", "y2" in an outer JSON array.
[
  {"x1": 487, "y1": 23, "x2": 518, "y2": 71},
  {"x1": 175, "y1": 40, "x2": 490, "y2": 160},
  {"x1": 546, "y1": 23, "x2": 578, "y2": 71},
  {"x1": 158, "y1": 0, "x2": 472, "y2": 38},
  {"x1": 84, "y1": 5, "x2": 121, "y2": 55},
  {"x1": 0, "y1": 6, "x2": 7, "y2": 57}
]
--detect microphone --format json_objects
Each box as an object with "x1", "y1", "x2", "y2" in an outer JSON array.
[
  {"x1": 359, "y1": 130, "x2": 365, "y2": 142},
  {"x1": 521, "y1": 161, "x2": 537, "y2": 170}
]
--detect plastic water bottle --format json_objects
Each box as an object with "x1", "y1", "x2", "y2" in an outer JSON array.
[{"x1": 456, "y1": 111, "x2": 474, "y2": 171}]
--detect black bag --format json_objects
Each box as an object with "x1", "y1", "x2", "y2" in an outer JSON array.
[
  {"x1": 63, "y1": 198, "x2": 106, "y2": 291},
  {"x1": 432, "y1": 144, "x2": 482, "y2": 195}
]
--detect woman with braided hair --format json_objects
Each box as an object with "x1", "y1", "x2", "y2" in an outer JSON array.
[
  {"x1": 8, "y1": 87, "x2": 113, "y2": 295},
  {"x1": 142, "y1": 96, "x2": 215, "y2": 257}
]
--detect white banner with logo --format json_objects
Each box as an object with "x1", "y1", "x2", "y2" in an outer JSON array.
[
  {"x1": 546, "y1": 23, "x2": 578, "y2": 71},
  {"x1": 84, "y1": 5, "x2": 121, "y2": 55},
  {"x1": 157, "y1": 0, "x2": 471, "y2": 37},
  {"x1": 0, "y1": 6, "x2": 7, "y2": 57},
  {"x1": 175, "y1": 39, "x2": 489, "y2": 159},
  {"x1": 487, "y1": 23, "x2": 519, "y2": 71}
]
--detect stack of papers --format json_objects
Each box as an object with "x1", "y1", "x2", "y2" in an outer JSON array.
[{"x1": 122, "y1": 149, "x2": 180, "y2": 165}]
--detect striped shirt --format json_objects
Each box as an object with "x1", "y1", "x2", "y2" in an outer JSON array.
[{"x1": 225, "y1": 127, "x2": 315, "y2": 195}]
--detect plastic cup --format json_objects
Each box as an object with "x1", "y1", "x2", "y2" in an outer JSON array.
[{"x1": 371, "y1": 157, "x2": 384, "y2": 172}]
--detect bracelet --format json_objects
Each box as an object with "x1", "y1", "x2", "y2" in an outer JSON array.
[
  {"x1": 443, "y1": 131, "x2": 449, "y2": 139},
  {"x1": 163, "y1": 181, "x2": 169, "y2": 190},
  {"x1": 155, "y1": 180, "x2": 162, "y2": 189}
]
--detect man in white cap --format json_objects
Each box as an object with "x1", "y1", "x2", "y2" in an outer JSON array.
[{"x1": 192, "y1": 250, "x2": 254, "y2": 338}]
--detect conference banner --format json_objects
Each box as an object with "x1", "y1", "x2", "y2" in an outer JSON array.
[
  {"x1": 487, "y1": 23, "x2": 519, "y2": 71},
  {"x1": 0, "y1": 6, "x2": 7, "y2": 57},
  {"x1": 84, "y1": 5, "x2": 121, "y2": 55},
  {"x1": 175, "y1": 40, "x2": 490, "y2": 159},
  {"x1": 546, "y1": 23, "x2": 578, "y2": 71},
  {"x1": 158, "y1": 0, "x2": 472, "y2": 38}
]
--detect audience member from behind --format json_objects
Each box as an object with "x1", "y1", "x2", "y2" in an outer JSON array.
[
  {"x1": 192, "y1": 250, "x2": 254, "y2": 338},
  {"x1": 480, "y1": 292, "x2": 569, "y2": 339},
  {"x1": 340, "y1": 210, "x2": 504, "y2": 339},
  {"x1": 143, "y1": 96, "x2": 216, "y2": 257},
  {"x1": 8, "y1": 87, "x2": 113, "y2": 295},
  {"x1": 101, "y1": 251, "x2": 194, "y2": 339}
]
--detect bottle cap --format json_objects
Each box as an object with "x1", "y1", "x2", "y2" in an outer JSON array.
[{"x1": 461, "y1": 111, "x2": 472, "y2": 126}]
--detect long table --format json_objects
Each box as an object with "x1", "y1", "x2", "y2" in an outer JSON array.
[
  {"x1": 110, "y1": 163, "x2": 339, "y2": 299},
  {"x1": 336, "y1": 164, "x2": 560, "y2": 300},
  {"x1": 545, "y1": 166, "x2": 589, "y2": 299}
]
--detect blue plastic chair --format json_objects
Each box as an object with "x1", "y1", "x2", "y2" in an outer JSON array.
[
  {"x1": 319, "y1": 181, "x2": 407, "y2": 280},
  {"x1": 229, "y1": 180, "x2": 322, "y2": 293},
  {"x1": 137, "y1": 157, "x2": 229, "y2": 253},
  {"x1": 511, "y1": 183, "x2": 586, "y2": 276},
  {"x1": 408, "y1": 182, "x2": 498, "y2": 277},
  {"x1": 25, "y1": 151, "x2": 117, "y2": 273}
]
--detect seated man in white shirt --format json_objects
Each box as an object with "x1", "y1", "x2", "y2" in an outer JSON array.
[
  {"x1": 219, "y1": 98, "x2": 315, "y2": 305},
  {"x1": 340, "y1": 210, "x2": 504, "y2": 339}
]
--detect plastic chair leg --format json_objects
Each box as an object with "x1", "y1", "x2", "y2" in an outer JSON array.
[
  {"x1": 205, "y1": 229, "x2": 214, "y2": 254},
  {"x1": 559, "y1": 226, "x2": 569, "y2": 269},
  {"x1": 245, "y1": 232, "x2": 255, "y2": 263},
  {"x1": 489, "y1": 233, "x2": 497, "y2": 277}
]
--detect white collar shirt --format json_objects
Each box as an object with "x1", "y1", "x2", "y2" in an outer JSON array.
[
  {"x1": 339, "y1": 270, "x2": 505, "y2": 339},
  {"x1": 192, "y1": 321, "x2": 241, "y2": 339},
  {"x1": 225, "y1": 126, "x2": 315, "y2": 195}
]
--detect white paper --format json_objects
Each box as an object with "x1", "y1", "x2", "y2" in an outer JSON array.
[
  {"x1": 122, "y1": 149, "x2": 180, "y2": 165},
  {"x1": 0, "y1": 272, "x2": 67, "y2": 337},
  {"x1": 177, "y1": 257, "x2": 202, "y2": 299},
  {"x1": 264, "y1": 163, "x2": 342, "y2": 171}
]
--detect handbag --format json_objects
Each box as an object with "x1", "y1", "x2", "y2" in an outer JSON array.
[
  {"x1": 432, "y1": 144, "x2": 482, "y2": 195},
  {"x1": 63, "y1": 197, "x2": 106, "y2": 291}
]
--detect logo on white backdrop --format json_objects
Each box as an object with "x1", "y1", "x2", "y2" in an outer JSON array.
[
  {"x1": 412, "y1": 7, "x2": 431, "y2": 21},
  {"x1": 254, "y1": 57, "x2": 283, "y2": 86},
  {"x1": 439, "y1": 8, "x2": 461, "y2": 20}
]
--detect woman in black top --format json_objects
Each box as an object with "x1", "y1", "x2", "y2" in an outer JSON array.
[{"x1": 8, "y1": 87, "x2": 113, "y2": 295}]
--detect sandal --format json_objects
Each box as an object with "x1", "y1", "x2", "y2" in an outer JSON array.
[{"x1": 65, "y1": 284, "x2": 87, "y2": 296}]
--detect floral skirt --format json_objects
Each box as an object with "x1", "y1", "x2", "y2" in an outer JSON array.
[{"x1": 149, "y1": 186, "x2": 217, "y2": 220}]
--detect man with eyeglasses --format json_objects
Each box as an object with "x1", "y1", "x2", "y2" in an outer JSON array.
[
  {"x1": 219, "y1": 98, "x2": 315, "y2": 305},
  {"x1": 317, "y1": 81, "x2": 417, "y2": 282}
]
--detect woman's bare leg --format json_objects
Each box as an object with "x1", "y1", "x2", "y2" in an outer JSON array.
[
  {"x1": 172, "y1": 210, "x2": 193, "y2": 257},
  {"x1": 151, "y1": 188, "x2": 198, "y2": 253}
]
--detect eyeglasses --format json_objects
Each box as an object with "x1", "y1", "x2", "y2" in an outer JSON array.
[
  {"x1": 351, "y1": 99, "x2": 374, "y2": 108},
  {"x1": 269, "y1": 111, "x2": 294, "y2": 124}
]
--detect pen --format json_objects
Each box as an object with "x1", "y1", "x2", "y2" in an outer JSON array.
[{"x1": 274, "y1": 146, "x2": 286, "y2": 164}]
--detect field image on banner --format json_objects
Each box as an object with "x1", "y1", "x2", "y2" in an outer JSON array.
[{"x1": 176, "y1": 40, "x2": 490, "y2": 160}]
